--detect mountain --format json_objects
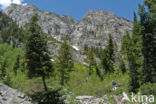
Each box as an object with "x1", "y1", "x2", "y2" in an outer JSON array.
[{"x1": 3, "y1": 3, "x2": 133, "y2": 62}]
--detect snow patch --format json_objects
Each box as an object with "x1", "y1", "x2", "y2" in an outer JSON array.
[
  {"x1": 50, "y1": 59, "x2": 54, "y2": 61},
  {"x1": 83, "y1": 62, "x2": 88, "y2": 66},
  {"x1": 72, "y1": 45, "x2": 79, "y2": 51}
]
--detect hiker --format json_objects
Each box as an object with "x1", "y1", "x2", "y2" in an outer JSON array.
[{"x1": 112, "y1": 80, "x2": 117, "y2": 91}]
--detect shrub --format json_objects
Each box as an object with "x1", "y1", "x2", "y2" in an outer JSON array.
[
  {"x1": 31, "y1": 88, "x2": 65, "y2": 104},
  {"x1": 139, "y1": 83, "x2": 156, "y2": 95}
]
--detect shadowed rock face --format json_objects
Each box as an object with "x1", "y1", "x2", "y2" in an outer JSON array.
[
  {"x1": 3, "y1": 4, "x2": 133, "y2": 62},
  {"x1": 0, "y1": 84, "x2": 36, "y2": 104}
]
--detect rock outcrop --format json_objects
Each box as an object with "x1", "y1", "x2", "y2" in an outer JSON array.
[
  {"x1": 3, "y1": 4, "x2": 133, "y2": 62},
  {"x1": 0, "y1": 84, "x2": 36, "y2": 104},
  {"x1": 75, "y1": 96, "x2": 108, "y2": 104},
  {"x1": 70, "y1": 10, "x2": 132, "y2": 49}
]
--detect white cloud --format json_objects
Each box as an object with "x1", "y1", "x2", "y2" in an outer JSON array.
[{"x1": 0, "y1": 0, "x2": 24, "y2": 9}]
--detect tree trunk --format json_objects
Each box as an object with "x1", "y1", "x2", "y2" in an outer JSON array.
[{"x1": 42, "y1": 75, "x2": 48, "y2": 91}]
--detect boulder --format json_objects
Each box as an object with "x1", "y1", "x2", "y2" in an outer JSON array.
[
  {"x1": 75, "y1": 96, "x2": 108, "y2": 104},
  {"x1": 0, "y1": 84, "x2": 36, "y2": 104}
]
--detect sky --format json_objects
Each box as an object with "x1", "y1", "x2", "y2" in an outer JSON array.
[{"x1": 0, "y1": 0, "x2": 143, "y2": 21}]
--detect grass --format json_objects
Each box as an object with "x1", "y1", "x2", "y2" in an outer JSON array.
[{"x1": 1, "y1": 60, "x2": 146, "y2": 103}]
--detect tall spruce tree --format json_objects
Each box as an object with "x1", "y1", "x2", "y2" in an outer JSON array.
[
  {"x1": 106, "y1": 34, "x2": 115, "y2": 62},
  {"x1": 139, "y1": 0, "x2": 156, "y2": 83},
  {"x1": 86, "y1": 49, "x2": 97, "y2": 75},
  {"x1": 25, "y1": 14, "x2": 53, "y2": 91},
  {"x1": 128, "y1": 12, "x2": 143, "y2": 92},
  {"x1": 121, "y1": 31, "x2": 131, "y2": 57},
  {"x1": 101, "y1": 34, "x2": 114, "y2": 74},
  {"x1": 119, "y1": 59, "x2": 126, "y2": 74},
  {"x1": 57, "y1": 39, "x2": 73, "y2": 86}
]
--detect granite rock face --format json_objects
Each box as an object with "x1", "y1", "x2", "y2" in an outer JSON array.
[
  {"x1": 3, "y1": 4, "x2": 77, "y2": 41},
  {"x1": 70, "y1": 10, "x2": 132, "y2": 49},
  {"x1": 3, "y1": 4, "x2": 133, "y2": 62},
  {"x1": 0, "y1": 84, "x2": 36, "y2": 104}
]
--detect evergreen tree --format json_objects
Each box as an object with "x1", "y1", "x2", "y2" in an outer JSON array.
[
  {"x1": 101, "y1": 49, "x2": 114, "y2": 74},
  {"x1": 128, "y1": 12, "x2": 143, "y2": 92},
  {"x1": 106, "y1": 34, "x2": 115, "y2": 62},
  {"x1": 101, "y1": 34, "x2": 114, "y2": 74},
  {"x1": 13, "y1": 55, "x2": 20, "y2": 75},
  {"x1": 86, "y1": 48, "x2": 103, "y2": 79},
  {"x1": 25, "y1": 14, "x2": 53, "y2": 91},
  {"x1": 86, "y1": 49, "x2": 97, "y2": 75},
  {"x1": 0, "y1": 58, "x2": 7, "y2": 78},
  {"x1": 0, "y1": 12, "x2": 12, "y2": 30},
  {"x1": 121, "y1": 31, "x2": 131, "y2": 57},
  {"x1": 0, "y1": 22, "x2": 25, "y2": 48},
  {"x1": 139, "y1": 0, "x2": 156, "y2": 83},
  {"x1": 0, "y1": 12, "x2": 25, "y2": 47},
  {"x1": 57, "y1": 39, "x2": 73, "y2": 86},
  {"x1": 119, "y1": 59, "x2": 126, "y2": 74}
]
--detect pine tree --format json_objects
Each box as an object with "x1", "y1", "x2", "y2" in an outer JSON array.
[
  {"x1": 86, "y1": 49, "x2": 97, "y2": 75},
  {"x1": 1, "y1": 22, "x2": 25, "y2": 48},
  {"x1": 101, "y1": 34, "x2": 114, "y2": 74},
  {"x1": 13, "y1": 55, "x2": 20, "y2": 75},
  {"x1": 127, "y1": 12, "x2": 143, "y2": 92},
  {"x1": 57, "y1": 39, "x2": 73, "y2": 86},
  {"x1": 101, "y1": 49, "x2": 114, "y2": 74},
  {"x1": 106, "y1": 34, "x2": 115, "y2": 62},
  {"x1": 0, "y1": 12, "x2": 12, "y2": 30},
  {"x1": 25, "y1": 14, "x2": 53, "y2": 91},
  {"x1": 121, "y1": 31, "x2": 131, "y2": 57},
  {"x1": 139, "y1": 0, "x2": 156, "y2": 83},
  {"x1": 0, "y1": 58, "x2": 7, "y2": 78},
  {"x1": 119, "y1": 59, "x2": 126, "y2": 74}
]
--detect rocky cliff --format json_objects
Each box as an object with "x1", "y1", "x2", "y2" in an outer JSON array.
[
  {"x1": 3, "y1": 3, "x2": 133, "y2": 62},
  {"x1": 0, "y1": 84, "x2": 36, "y2": 104}
]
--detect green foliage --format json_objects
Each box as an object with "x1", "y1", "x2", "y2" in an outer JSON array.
[
  {"x1": 119, "y1": 59, "x2": 126, "y2": 73},
  {"x1": 25, "y1": 14, "x2": 53, "y2": 91},
  {"x1": 1, "y1": 22, "x2": 25, "y2": 47},
  {"x1": 121, "y1": 1, "x2": 156, "y2": 93},
  {"x1": 0, "y1": 58, "x2": 7, "y2": 78},
  {"x1": 13, "y1": 55, "x2": 20, "y2": 74},
  {"x1": 139, "y1": 83, "x2": 156, "y2": 96},
  {"x1": 57, "y1": 39, "x2": 73, "y2": 86},
  {"x1": 0, "y1": 12, "x2": 12, "y2": 30},
  {"x1": 68, "y1": 63, "x2": 129, "y2": 98},
  {"x1": 121, "y1": 31, "x2": 131, "y2": 57},
  {"x1": 0, "y1": 44, "x2": 25, "y2": 75},
  {"x1": 127, "y1": 12, "x2": 143, "y2": 93},
  {"x1": 0, "y1": 12, "x2": 25, "y2": 47},
  {"x1": 0, "y1": 43, "x2": 26, "y2": 88},
  {"x1": 4, "y1": 70, "x2": 28, "y2": 89},
  {"x1": 138, "y1": 1, "x2": 156, "y2": 84},
  {"x1": 106, "y1": 34, "x2": 115, "y2": 62},
  {"x1": 101, "y1": 49, "x2": 113, "y2": 74},
  {"x1": 101, "y1": 34, "x2": 115, "y2": 74},
  {"x1": 32, "y1": 88, "x2": 65, "y2": 104},
  {"x1": 86, "y1": 49, "x2": 96, "y2": 75}
]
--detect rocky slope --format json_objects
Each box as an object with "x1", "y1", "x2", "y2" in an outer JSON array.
[
  {"x1": 3, "y1": 3, "x2": 133, "y2": 62},
  {"x1": 0, "y1": 84, "x2": 36, "y2": 104}
]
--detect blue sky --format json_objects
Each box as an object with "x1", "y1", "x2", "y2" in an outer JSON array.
[{"x1": 1, "y1": 0, "x2": 143, "y2": 21}]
